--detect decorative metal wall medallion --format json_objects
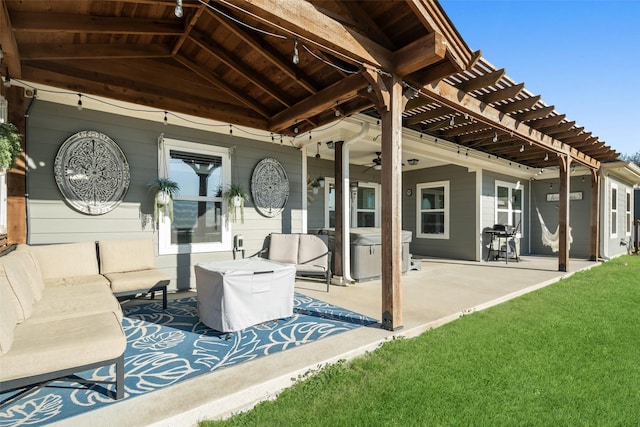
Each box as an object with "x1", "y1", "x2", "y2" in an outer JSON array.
[
  {"x1": 54, "y1": 130, "x2": 130, "y2": 215},
  {"x1": 251, "y1": 157, "x2": 289, "y2": 218}
]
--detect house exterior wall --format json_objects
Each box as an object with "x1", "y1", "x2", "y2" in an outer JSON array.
[
  {"x1": 480, "y1": 171, "x2": 529, "y2": 260},
  {"x1": 25, "y1": 101, "x2": 303, "y2": 290},
  {"x1": 530, "y1": 177, "x2": 592, "y2": 259},
  {"x1": 600, "y1": 174, "x2": 634, "y2": 259},
  {"x1": 403, "y1": 164, "x2": 476, "y2": 260}
]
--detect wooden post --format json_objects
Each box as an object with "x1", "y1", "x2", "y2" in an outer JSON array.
[
  {"x1": 558, "y1": 155, "x2": 570, "y2": 271},
  {"x1": 333, "y1": 141, "x2": 344, "y2": 278},
  {"x1": 589, "y1": 169, "x2": 600, "y2": 261},
  {"x1": 379, "y1": 74, "x2": 406, "y2": 330},
  {"x1": 6, "y1": 86, "x2": 26, "y2": 245}
]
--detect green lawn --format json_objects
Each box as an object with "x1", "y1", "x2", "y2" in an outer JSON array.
[{"x1": 203, "y1": 256, "x2": 640, "y2": 426}]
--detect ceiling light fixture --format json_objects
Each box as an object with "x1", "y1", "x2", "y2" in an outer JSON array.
[
  {"x1": 292, "y1": 39, "x2": 299, "y2": 65},
  {"x1": 174, "y1": 0, "x2": 183, "y2": 18}
]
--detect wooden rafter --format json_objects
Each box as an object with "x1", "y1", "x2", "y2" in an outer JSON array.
[
  {"x1": 457, "y1": 68, "x2": 505, "y2": 93},
  {"x1": 0, "y1": 0, "x2": 21, "y2": 77},
  {"x1": 496, "y1": 95, "x2": 541, "y2": 114},
  {"x1": 511, "y1": 105, "x2": 555, "y2": 122},
  {"x1": 477, "y1": 83, "x2": 524, "y2": 104},
  {"x1": 528, "y1": 114, "x2": 566, "y2": 129},
  {"x1": 19, "y1": 44, "x2": 173, "y2": 60},
  {"x1": 405, "y1": 106, "x2": 452, "y2": 125},
  {"x1": 393, "y1": 32, "x2": 447, "y2": 76}
]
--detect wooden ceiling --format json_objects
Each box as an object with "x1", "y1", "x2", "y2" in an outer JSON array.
[{"x1": 1, "y1": 0, "x2": 618, "y2": 169}]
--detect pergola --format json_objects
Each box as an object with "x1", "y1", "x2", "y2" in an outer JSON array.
[{"x1": 0, "y1": 0, "x2": 618, "y2": 330}]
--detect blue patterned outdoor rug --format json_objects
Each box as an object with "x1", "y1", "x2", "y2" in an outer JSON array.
[{"x1": 0, "y1": 293, "x2": 377, "y2": 426}]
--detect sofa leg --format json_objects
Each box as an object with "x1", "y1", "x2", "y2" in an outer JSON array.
[{"x1": 115, "y1": 354, "x2": 125, "y2": 400}]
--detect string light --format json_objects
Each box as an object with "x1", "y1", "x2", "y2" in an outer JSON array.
[
  {"x1": 271, "y1": 132, "x2": 274, "y2": 142},
  {"x1": 492, "y1": 132, "x2": 498, "y2": 143},
  {"x1": 449, "y1": 116, "x2": 455, "y2": 126},
  {"x1": 544, "y1": 153, "x2": 549, "y2": 161},
  {"x1": 292, "y1": 39, "x2": 299, "y2": 65},
  {"x1": 76, "y1": 94, "x2": 83, "y2": 111},
  {"x1": 164, "y1": 111, "x2": 168, "y2": 125},
  {"x1": 174, "y1": 0, "x2": 183, "y2": 18},
  {"x1": 229, "y1": 124, "x2": 233, "y2": 135},
  {"x1": 3, "y1": 69, "x2": 10, "y2": 88},
  {"x1": 293, "y1": 120, "x2": 299, "y2": 134},
  {"x1": 315, "y1": 141, "x2": 320, "y2": 159},
  {"x1": 520, "y1": 144, "x2": 524, "y2": 152}
]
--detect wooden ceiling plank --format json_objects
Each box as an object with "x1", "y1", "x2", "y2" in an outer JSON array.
[
  {"x1": 206, "y1": 5, "x2": 319, "y2": 95},
  {"x1": 269, "y1": 72, "x2": 369, "y2": 132},
  {"x1": 0, "y1": 0, "x2": 21, "y2": 77},
  {"x1": 496, "y1": 95, "x2": 541, "y2": 114},
  {"x1": 174, "y1": 53, "x2": 272, "y2": 119},
  {"x1": 222, "y1": 0, "x2": 393, "y2": 71},
  {"x1": 329, "y1": 0, "x2": 396, "y2": 50},
  {"x1": 393, "y1": 32, "x2": 447, "y2": 76},
  {"x1": 477, "y1": 83, "x2": 524, "y2": 104},
  {"x1": 458, "y1": 68, "x2": 505, "y2": 93},
  {"x1": 422, "y1": 81, "x2": 600, "y2": 169},
  {"x1": 20, "y1": 43, "x2": 172, "y2": 60},
  {"x1": 172, "y1": 0, "x2": 210, "y2": 56},
  {"x1": 10, "y1": 12, "x2": 183, "y2": 35},
  {"x1": 189, "y1": 29, "x2": 293, "y2": 108},
  {"x1": 511, "y1": 105, "x2": 555, "y2": 122}
]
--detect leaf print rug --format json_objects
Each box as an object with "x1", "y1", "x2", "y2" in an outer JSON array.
[{"x1": 0, "y1": 294, "x2": 377, "y2": 426}]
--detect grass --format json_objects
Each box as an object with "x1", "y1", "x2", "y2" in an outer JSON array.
[{"x1": 202, "y1": 256, "x2": 640, "y2": 426}]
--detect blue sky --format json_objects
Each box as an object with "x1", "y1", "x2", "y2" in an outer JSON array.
[{"x1": 439, "y1": 0, "x2": 639, "y2": 157}]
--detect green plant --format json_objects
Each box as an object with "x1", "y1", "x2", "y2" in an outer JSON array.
[
  {"x1": 0, "y1": 122, "x2": 23, "y2": 172},
  {"x1": 148, "y1": 177, "x2": 180, "y2": 224},
  {"x1": 223, "y1": 183, "x2": 249, "y2": 223}
]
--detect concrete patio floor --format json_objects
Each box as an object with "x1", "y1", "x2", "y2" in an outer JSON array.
[{"x1": 52, "y1": 255, "x2": 599, "y2": 427}]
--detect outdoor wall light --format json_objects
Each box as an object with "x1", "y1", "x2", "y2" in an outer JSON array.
[
  {"x1": 317, "y1": 177, "x2": 325, "y2": 188},
  {"x1": 407, "y1": 158, "x2": 419, "y2": 166}
]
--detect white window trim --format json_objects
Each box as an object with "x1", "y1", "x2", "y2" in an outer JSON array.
[
  {"x1": 416, "y1": 180, "x2": 450, "y2": 240},
  {"x1": 610, "y1": 183, "x2": 618, "y2": 238},
  {"x1": 625, "y1": 188, "x2": 632, "y2": 236},
  {"x1": 324, "y1": 177, "x2": 335, "y2": 229},
  {"x1": 355, "y1": 182, "x2": 380, "y2": 227},
  {"x1": 158, "y1": 138, "x2": 231, "y2": 255},
  {"x1": 495, "y1": 180, "x2": 523, "y2": 237}
]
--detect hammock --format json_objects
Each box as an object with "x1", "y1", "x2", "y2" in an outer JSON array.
[{"x1": 535, "y1": 207, "x2": 572, "y2": 252}]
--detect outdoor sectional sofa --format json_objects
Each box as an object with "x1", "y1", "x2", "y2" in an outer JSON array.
[
  {"x1": 266, "y1": 233, "x2": 331, "y2": 291},
  {"x1": 0, "y1": 238, "x2": 170, "y2": 401}
]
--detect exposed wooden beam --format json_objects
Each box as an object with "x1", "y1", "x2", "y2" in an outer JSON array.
[
  {"x1": 496, "y1": 95, "x2": 541, "y2": 114},
  {"x1": 174, "y1": 53, "x2": 272, "y2": 119},
  {"x1": 543, "y1": 121, "x2": 576, "y2": 135},
  {"x1": 393, "y1": 32, "x2": 447, "y2": 76},
  {"x1": 477, "y1": 83, "x2": 524, "y2": 104},
  {"x1": 19, "y1": 44, "x2": 172, "y2": 60},
  {"x1": 10, "y1": 12, "x2": 183, "y2": 35},
  {"x1": 0, "y1": 0, "x2": 21, "y2": 77},
  {"x1": 528, "y1": 114, "x2": 566, "y2": 130},
  {"x1": 222, "y1": 0, "x2": 394, "y2": 71},
  {"x1": 405, "y1": 106, "x2": 452, "y2": 125},
  {"x1": 171, "y1": 0, "x2": 209, "y2": 56},
  {"x1": 511, "y1": 105, "x2": 555, "y2": 122},
  {"x1": 422, "y1": 81, "x2": 600, "y2": 168},
  {"x1": 405, "y1": 59, "x2": 460, "y2": 87},
  {"x1": 206, "y1": 4, "x2": 319, "y2": 95},
  {"x1": 269, "y1": 72, "x2": 369, "y2": 132},
  {"x1": 21, "y1": 63, "x2": 268, "y2": 129},
  {"x1": 326, "y1": 0, "x2": 396, "y2": 50},
  {"x1": 458, "y1": 68, "x2": 505, "y2": 93}
]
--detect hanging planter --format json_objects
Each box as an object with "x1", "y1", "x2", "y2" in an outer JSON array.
[
  {"x1": 0, "y1": 123, "x2": 22, "y2": 174},
  {"x1": 148, "y1": 177, "x2": 180, "y2": 226},
  {"x1": 223, "y1": 183, "x2": 249, "y2": 223}
]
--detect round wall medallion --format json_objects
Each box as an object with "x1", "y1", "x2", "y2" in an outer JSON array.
[
  {"x1": 54, "y1": 130, "x2": 130, "y2": 215},
  {"x1": 251, "y1": 157, "x2": 289, "y2": 218}
]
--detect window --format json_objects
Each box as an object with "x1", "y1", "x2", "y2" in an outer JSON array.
[
  {"x1": 417, "y1": 181, "x2": 449, "y2": 239},
  {"x1": 325, "y1": 178, "x2": 335, "y2": 228},
  {"x1": 159, "y1": 139, "x2": 231, "y2": 254},
  {"x1": 611, "y1": 185, "x2": 618, "y2": 237},
  {"x1": 355, "y1": 184, "x2": 378, "y2": 227},
  {"x1": 626, "y1": 188, "x2": 632, "y2": 236},
  {"x1": 495, "y1": 181, "x2": 523, "y2": 235}
]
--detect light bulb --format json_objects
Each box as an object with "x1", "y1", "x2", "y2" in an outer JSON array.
[
  {"x1": 519, "y1": 145, "x2": 524, "y2": 152},
  {"x1": 77, "y1": 94, "x2": 83, "y2": 111},
  {"x1": 175, "y1": 0, "x2": 183, "y2": 17},
  {"x1": 292, "y1": 40, "x2": 299, "y2": 65},
  {"x1": 164, "y1": 111, "x2": 168, "y2": 125}
]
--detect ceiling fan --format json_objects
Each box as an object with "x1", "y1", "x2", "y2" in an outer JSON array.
[{"x1": 363, "y1": 152, "x2": 382, "y2": 172}]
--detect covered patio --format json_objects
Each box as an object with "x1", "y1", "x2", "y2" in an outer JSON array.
[
  {"x1": 1, "y1": 0, "x2": 620, "y2": 333},
  {"x1": 47, "y1": 255, "x2": 599, "y2": 426}
]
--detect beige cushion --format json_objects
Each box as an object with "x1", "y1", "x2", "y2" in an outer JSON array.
[
  {"x1": 14, "y1": 245, "x2": 45, "y2": 297},
  {"x1": 268, "y1": 234, "x2": 299, "y2": 265},
  {"x1": 30, "y1": 241, "x2": 100, "y2": 281},
  {"x1": 104, "y1": 269, "x2": 169, "y2": 293},
  {"x1": 7, "y1": 250, "x2": 44, "y2": 301},
  {"x1": 297, "y1": 234, "x2": 329, "y2": 270},
  {"x1": 0, "y1": 260, "x2": 34, "y2": 322},
  {"x1": 0, "y1": 278, "x2": 18, "y2": 355},
  {"x1": 44, "y1": 274, "x2": 110, "y2": 288},
  {"x1": 99, "y1": 239, "x2": 156, "y2": 274},
  {"x1": 0, "y1": 312, "x2": 126, "y2": 382},
  {"x1": 30, "y1": 284, "x2": 123, "y2": 323}
]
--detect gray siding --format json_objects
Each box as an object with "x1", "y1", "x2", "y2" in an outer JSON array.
[
  {"x1": 26, "y1": 101, "x2": 303, "y2": 290},
  {"x1": 404, "y1": 164, "x2": 476, "y2": 260},
  {"x1": 530, "y1": 177, "x2": 593, "y2": 259}
]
